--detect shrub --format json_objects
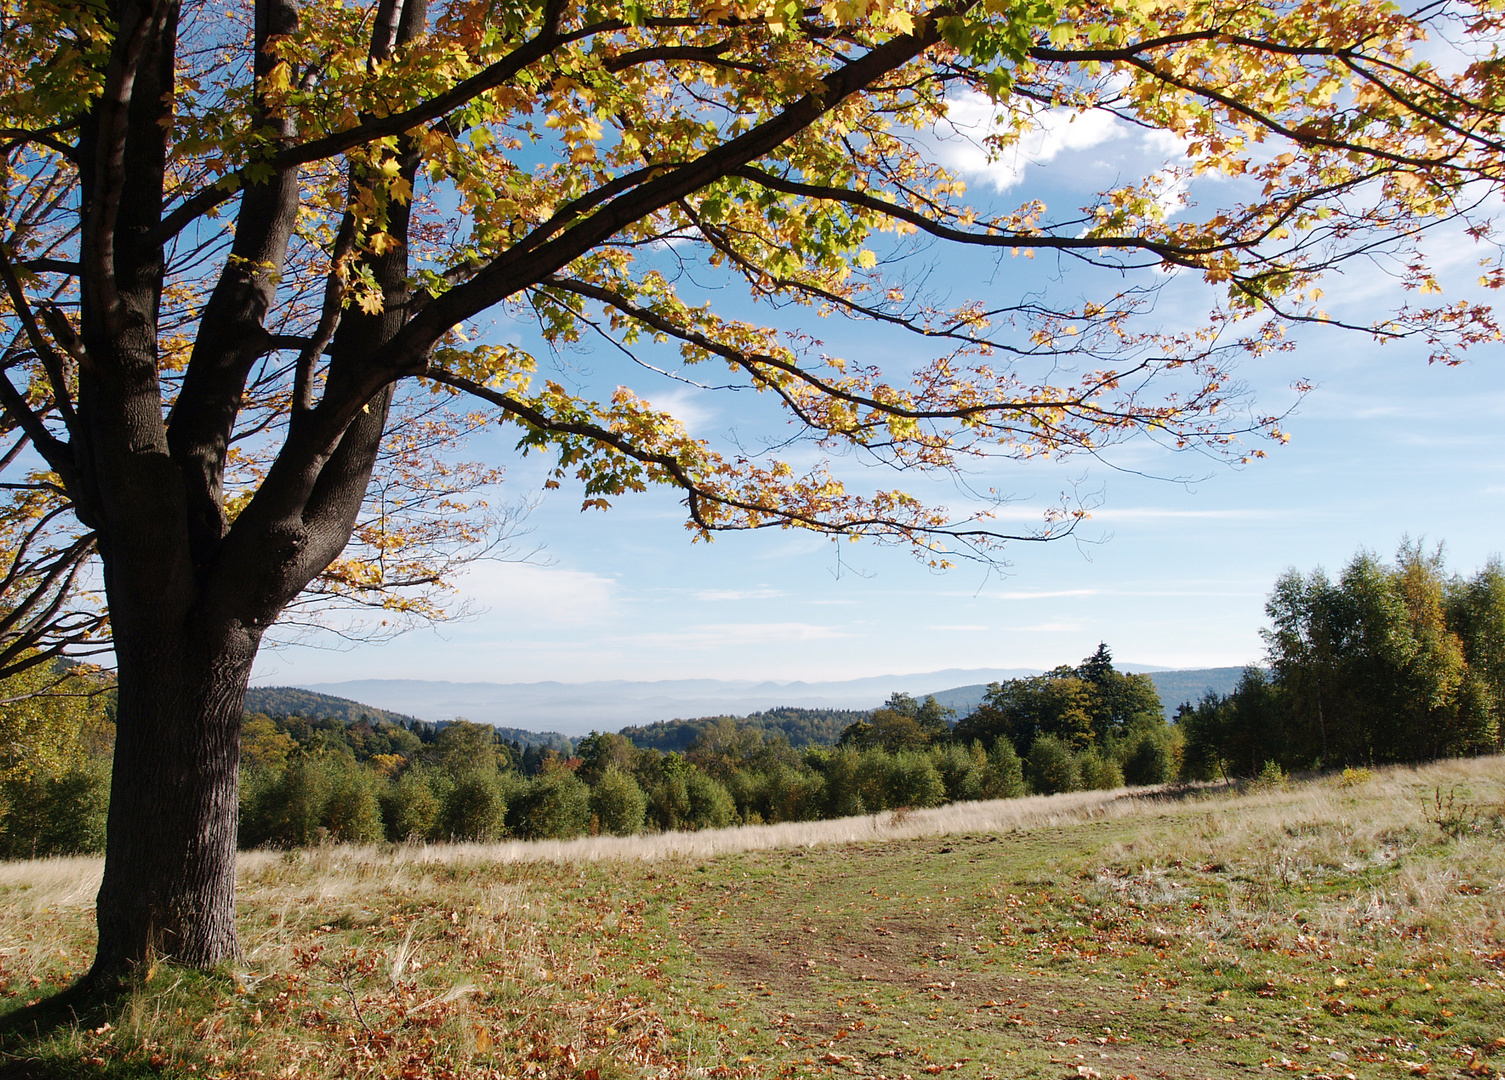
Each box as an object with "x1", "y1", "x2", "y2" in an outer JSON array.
[
  {"x1": 1422, "y1": 785, "x2": 1482, "y2": 839},
  {"x1": 443, "y1": 771, "x2": 510, "y2": 841},
  {"x1": 884, "y1": 751, "x2": 946, "y2": 809},
  {"x1": 589, "y1": 767, "x2": 647, "y2": 836},
  {"x1": 683, "y1": 770, "x2": 736, "y2": 830},
  {"x1": 237, "y1": 764, "x2": 282, "y2": 849},
  {"x1": 980, "y1": 740, "x2": 1027, "y2": 799},
  {"x1": 511, "y1": 770, "x2": 591, "y2": 839},
  {"x1": 261, "y1": 758, "x2": 335, "y2": 848},
  {"x1": 933, "y1": 743, "x2": 985, "y2": 803},
  {"x1": 645, "y1": 774, "x2": 690, "y2": 831},
  {"x1": 764, "y1": 767, "x2": 825, "y2": 823},
  {"x1": 380, "y1": 768, "x2": 442, "y2": 841},
  {"x1": 1027, "y1": 735, "x2": 1080, "y2": 795},
  {"x1": 1076, "y1": 748, "x2": 1123, "y2": 791},
  {"x1": 723, "y1": 769, "x2": 767, "y2": 824},
  {"x1": 0, "y1": 760, "x2": 110, "y2": 858},
  {"x1": 1250, "y1": 760, "x2": 1287, "y2": 791},
  {"x1": 811, "y1": 747, "x2": 865, "y2": 818},
  {"x1": 324, "y1": 768, "x2": 384, "y2": 843},
  {"x1": 1121, "y1": 732, "x2": 1174, "y2": 786},
  {"x1": 854, "y1": 748, "x2": 894, "y2": 812}
]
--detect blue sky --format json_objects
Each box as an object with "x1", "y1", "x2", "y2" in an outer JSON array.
[{"x1": 250, "y1": 91, "x2": 1505, "y2": 689}]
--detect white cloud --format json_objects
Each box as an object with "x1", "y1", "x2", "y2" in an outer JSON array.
[
  {"x1": 1147, "y1": 168, "x2": 1191, "y2": 221},
  {"x1": 933, "y1": 91, "x2": 1125, "y2": 192},
  {"x1": 454, "y1": 561, "x2": 616, "y2": 624},
  {"x1": 926, "y1": 624, "x2": 991, "y2": 631},
  {"x1": 649, "y1": 386, "x2": 719, "y2": 433}
]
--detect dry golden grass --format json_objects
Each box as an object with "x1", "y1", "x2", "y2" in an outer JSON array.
[{"x1": 247, "y1": 784, "x2": 1159, "y2": 872}]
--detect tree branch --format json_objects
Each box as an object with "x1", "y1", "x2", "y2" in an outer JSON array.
[{"x1": 389, "y1": 4, "x2": 973, "y2": 375}]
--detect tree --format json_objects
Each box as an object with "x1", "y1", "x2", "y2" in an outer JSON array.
[
  {"x1": 1025, "y1": 733, "x2": 1079, "y2": 795},
  {"x1": 426, "y1": 718, "x2": 506, "y2": 774},
  {"x1": 955, "y1": 646, "x2": 1161, "y2": 753},
  {"x1": 1075, "y1": 644, "x2": 1162, "y2": 743},
  {"x1": 3, "y1": 0, "x2": 1500, "y2": 985},
  {"x1": 1263, "y1": 545, "x2": 1497, "y2": 767},
  {"x1": 1445, "y1": 558, "x2": 1505, "y2": 753},
  {"x1": 839, "y1": 691, "x2": 951, "y2": 752},
  {"x1": 588, "y1": 766, "x2": 647, "y2": 835},
  {"x1": 0, "y1": 506, "x2": 108, "y2": 682},
  {"x1": 576, "y1": 730, "x2": 639, "y2": 785},
  {"x1": 0, "y1": 661, "x2": 114, "y2": 857}
]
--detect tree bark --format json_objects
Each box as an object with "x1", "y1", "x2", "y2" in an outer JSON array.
[{"x1": 89, "y1": 615, "x2": 259, "y2": 982}]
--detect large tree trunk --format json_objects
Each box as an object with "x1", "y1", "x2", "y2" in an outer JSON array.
[
  {"x1": 89, "y1": 616, "x2": 260, "y2": 982},
  {"x1": 67, "y1": 0, "x2": 417, "y2": 984}
]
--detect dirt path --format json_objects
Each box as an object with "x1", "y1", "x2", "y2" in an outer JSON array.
[{"x1": 671, "y1": 832, "x2": 1281, "y2": 1080}]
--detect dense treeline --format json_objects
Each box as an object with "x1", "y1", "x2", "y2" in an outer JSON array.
[
  {"x1": 0, "y1": 647, "x2": 1178, "y2": 854},
  {"x1": 243, "y1": 687, "x2": 576, "y2": 751},
  {"x1": 243, "y1": 687, "x2": 427, "y2": 730},
  {"x1": 952, "y1": 645, "x2": 1178, "y2": 793},
  {"x1": 1181, "y1": 544, "x2": 1505, "y2": 778},
  {"x1": 229, "y1": 646, "x2": 1174, "y2": 846},
  {"x1": 618, "y1": 706, "x2": 872, "y2": 752}
]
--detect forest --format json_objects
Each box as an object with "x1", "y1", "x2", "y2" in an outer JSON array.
[
  {"x1": 234, "y1": 642, "x2": 1174, "y2": 848},
  {"x1": 1180, "y1": 543, "x2": 1505, "y2": 780},
  {"x1": 2, "y1": 646, "x2": 1169, "y2": 855},
  {"x1": 616, "y1": 707, "x2": 874, "y2": 752}
]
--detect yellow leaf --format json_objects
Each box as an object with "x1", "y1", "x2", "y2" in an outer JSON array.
[{"x1": 885, "y1": 9, "x2": 915, "y2": 32}]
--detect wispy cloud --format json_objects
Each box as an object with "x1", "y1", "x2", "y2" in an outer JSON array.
[
  {"x1": 990, "y1": 588, "x2": 1099, "y2": 600},
  {"x1": 694, "y1": 586, "x2": 787, "y2": 601},
  {"x1": 926, "y1": 624, "x2": 991, "y2": 631},
  {"x1": 985, "y1": 585, "x2": 1263, "y2": 602},
  {"x1": 957, "y1": 504, "x2": 1298, "y2": 525},
  {"x1": 455, "y1": 562, "x2": 616, "y2": 625},
  {"x1": 1086, "y1": 507, "x2": 1299, "y2": 523},
  {"x1": 623, "y1": 622, "x2": 852, "y2": 650},
  {"x1": 647, "y1": 386, "x2": 719, "y2": 433}
]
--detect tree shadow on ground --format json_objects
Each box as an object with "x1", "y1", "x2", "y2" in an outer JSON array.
[
  {"x1": 1129, "y1": 778, "x2": 1242, "y2": 804},
  {"x1": 0, "y1": 984, "x2": 157, "y2": 1080}
]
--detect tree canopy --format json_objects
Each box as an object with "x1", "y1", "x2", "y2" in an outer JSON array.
[
  {"x1": 1182, "y1": 543, "x2": 1505, "y2": 778},
  {"x1": 2, "y1": 0, "x2": 1502, "y2": 982},
  {"x1": 955, "y1": 643, "x2": 1163, "y2": 752}
]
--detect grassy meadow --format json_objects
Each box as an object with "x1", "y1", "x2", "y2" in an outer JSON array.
[{"x1": 1, "y1": 758, "x2": 1503, "y2": 1080}]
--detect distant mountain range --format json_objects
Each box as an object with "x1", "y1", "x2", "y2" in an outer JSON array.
[
  {"x1": 294, "y1": 670, "x2": 1041, "y2": 735},
  {"x1": 266, "y1": 665, "x2": 1249, "y2": 738}
]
